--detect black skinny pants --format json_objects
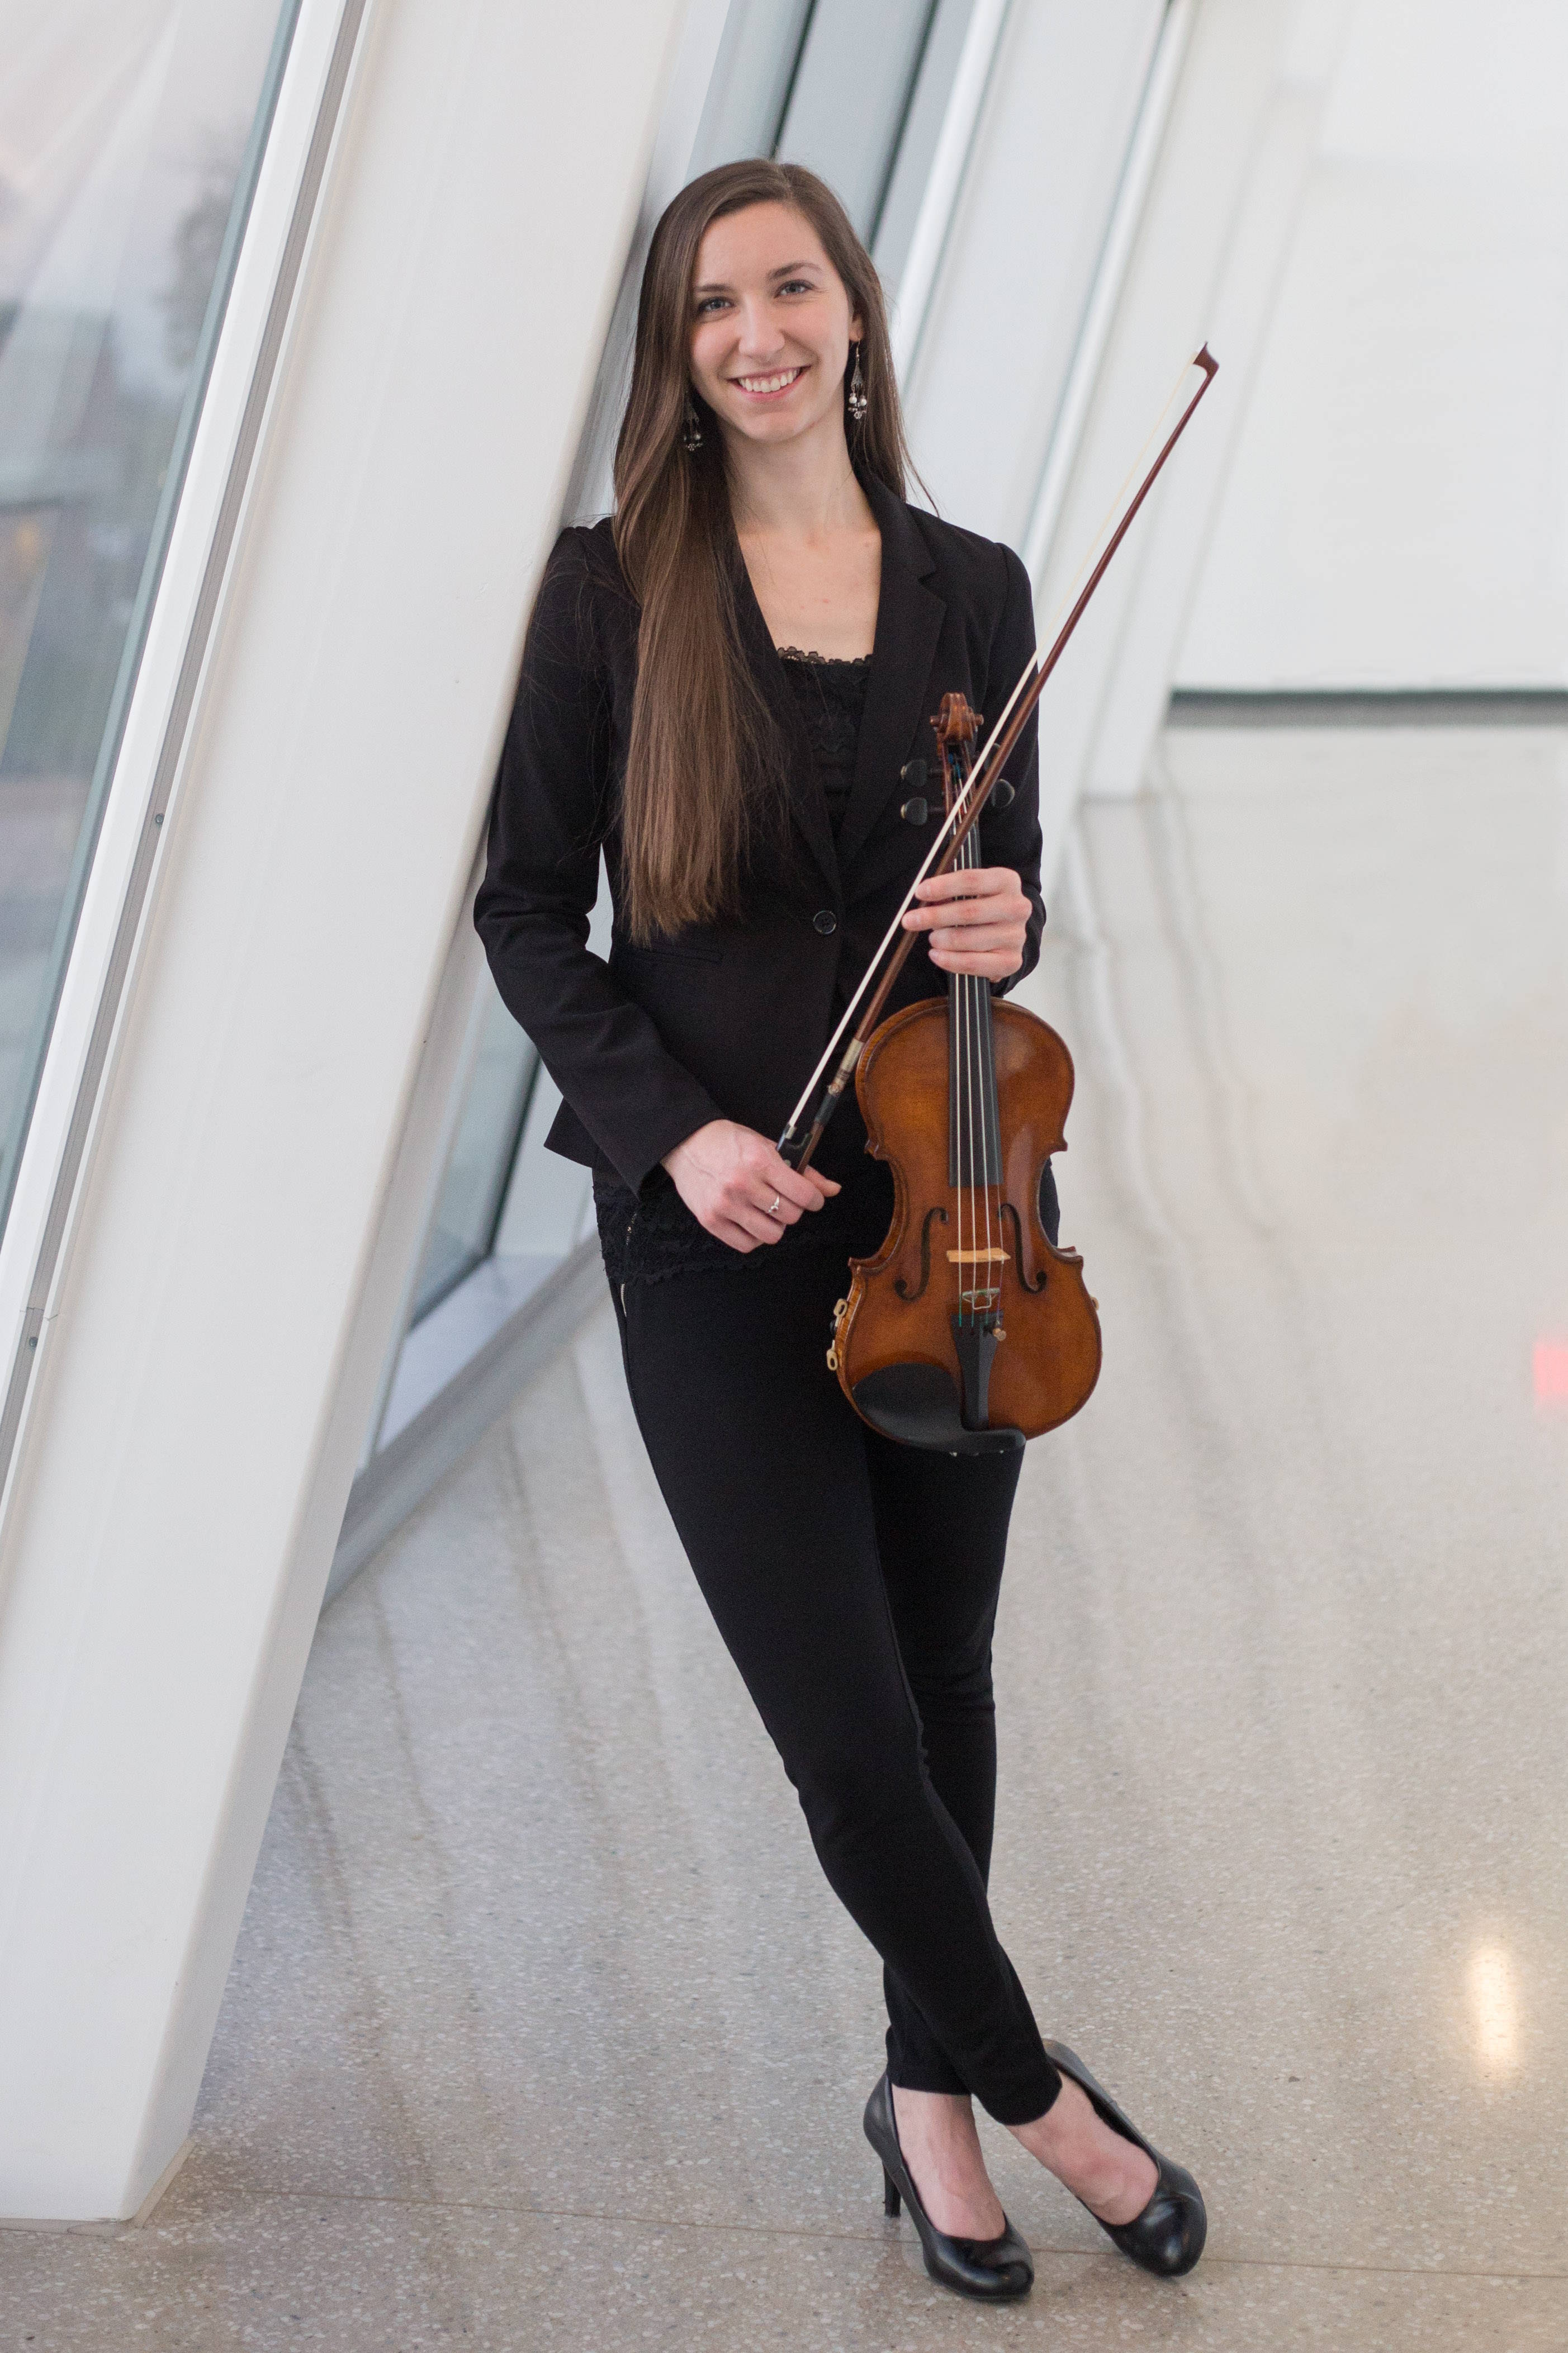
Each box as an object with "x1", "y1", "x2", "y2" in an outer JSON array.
[{"x1": 611, "y1": 1237, "x2": 1062, "y2": 2126}]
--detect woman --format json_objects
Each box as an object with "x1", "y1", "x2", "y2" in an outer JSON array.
[{"x1": 476, "y1": 159, "x2": 1204, "y2": 2300}]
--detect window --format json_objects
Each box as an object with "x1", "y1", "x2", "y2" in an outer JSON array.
[
  {"x1": 408, "y1": 996, "x2": 537, "y2": 1325},
  {"x1": 0, "y1": 0, "x2": 298, "y2": 1237}
]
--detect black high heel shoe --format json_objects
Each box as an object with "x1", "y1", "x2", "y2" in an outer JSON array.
[
  {"x1": 863, "y1": 2072, "x2": 1034, "y2": 2301},
  {"x1": 1043, "y1": 2040, "x2": 1206, "y2": 2278}
]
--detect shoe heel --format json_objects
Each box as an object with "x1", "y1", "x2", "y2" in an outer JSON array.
[{"x1": 862, "y1": 2071, "x2": 1032, "y2": 2299}]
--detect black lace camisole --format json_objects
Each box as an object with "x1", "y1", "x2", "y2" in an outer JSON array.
[{"x1": 775, "y1": 645, "x2": 869, "y2": 837}]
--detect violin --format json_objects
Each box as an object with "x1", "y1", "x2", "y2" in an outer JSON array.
[
  {"x1": 779, "y1": 346, "x2": 1219, "y2": 1453},
  {"x1": 826, "y1": 691, "x2": 1100, "y2": 1453}
]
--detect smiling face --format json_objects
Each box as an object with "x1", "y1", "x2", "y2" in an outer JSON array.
[{"x1": 687, "y1": 201, "x2": 863, "y2": 452}]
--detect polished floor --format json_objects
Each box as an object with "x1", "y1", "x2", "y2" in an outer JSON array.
[{"x1": 8, "y1": 721, "x2": 1568, "y2": 2347}]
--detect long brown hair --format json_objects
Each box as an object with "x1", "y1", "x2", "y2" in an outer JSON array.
[{"x1": 613, "y1": 160, "x2": 912, "y2": 942}]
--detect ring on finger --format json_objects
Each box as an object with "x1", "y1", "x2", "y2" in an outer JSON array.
[{"x1": 765, "y1": 1192, "x2": 781, "y2": 1218}]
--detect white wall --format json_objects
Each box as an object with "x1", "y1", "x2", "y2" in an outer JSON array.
[
  {"x1": 0, "y1": 0, "x2": 686, "y2": 2223},
  {"x1": 1178, "y1": 0, "x2": 1568, "y2": 688}
]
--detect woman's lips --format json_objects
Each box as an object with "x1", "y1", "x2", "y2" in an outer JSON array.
[{"x1": 728, "y1": 365, "x2": 807, "y2": 400}]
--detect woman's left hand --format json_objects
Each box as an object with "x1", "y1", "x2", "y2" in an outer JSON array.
[{"x1": 901, "y1": 865, "x2": 1031, "y2": 981}]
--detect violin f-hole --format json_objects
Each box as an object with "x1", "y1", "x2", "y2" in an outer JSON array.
[
  {"x1": 894, "y1": 1204, "x2": 948, "y2": 1300},
  {"x1": 998, "y1": 1200, "x2": 1046, "y2": 1293}
]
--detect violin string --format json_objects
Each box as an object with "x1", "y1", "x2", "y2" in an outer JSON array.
[
  {"x1": 966, "y1": 829, "x2": 980, "y2": 1328},
  {"x1": 955, "y1": 778, "x2": 986, "y2": 1331},
  {"x1": 956, "y1": 927, "x2": 966, "y2": 1329},
  {"x1": 963, "y1": 820, "x2": 977, "y2": 1326},
  {"x1": 951, "y1": 745, "x2": 967, "y2": 1324},
  {"x1": 954, "y1": 809, "x2": 963, "y2": 1325},
  {"x1": 960, "y1": 818, "x2": 973, "y2": 1325},
  {"x1": 959, "y1": 751, "x2": 974, "y2": 1324},
  {"x1": 964, "y1": 762, "x2": 973, "y2": 1317},
  {"x1": 973, "y1": 823, "x2": 993, "y2": 1319},
  {"x1": 984, "y1": 876, "x2": 995, "y2": 1302},
  {"x1": 959, "y1": 743, "x2": 968, "y2": 1327}
]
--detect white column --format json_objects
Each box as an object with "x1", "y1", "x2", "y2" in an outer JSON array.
[
  {"x1": 0, "y1": 0, "x2": 687, "y2": 2223},
  {"x1": 900, "y1": 0, "x2": 1169, "y2": 545},
  {"x1": 1032, "y1": 0, "x2": 1353, "y2": 828}
]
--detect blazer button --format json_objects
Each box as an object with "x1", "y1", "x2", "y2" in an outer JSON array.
[{"x1": 813, "y1": 909, "x2": 838, "y2": 935}]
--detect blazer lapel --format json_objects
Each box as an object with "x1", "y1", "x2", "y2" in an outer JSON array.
[
  {"x1": 729, "y1": 541, "x2": 840, "y2": 900},
  {"x1": 835, "y1": 477, "x2": 945, "y2": 875}
]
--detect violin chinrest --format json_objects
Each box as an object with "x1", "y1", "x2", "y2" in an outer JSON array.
[{"x1": 851, "y1": 1362, "x2": 1025, "y2": 1457}]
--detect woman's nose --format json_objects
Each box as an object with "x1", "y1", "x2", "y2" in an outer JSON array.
[{"x1": 733, "y1": 300, "x2": 785, "y2": 360}]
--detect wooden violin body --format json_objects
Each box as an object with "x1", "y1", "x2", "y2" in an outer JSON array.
[
  {"x1": 817, "y1": 684, "x2": 1102, "y2": 1453},
  {"x1": 828, "y1": 994, "x2": 1101, "y2": 1452}
]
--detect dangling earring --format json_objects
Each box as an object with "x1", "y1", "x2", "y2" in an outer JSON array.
[
  {"x1": 682, "y1": 391, "x2": 704, "y2": 452},
  {"x1": 847, "y1": 339, "x2": 868, "y2": 423}
]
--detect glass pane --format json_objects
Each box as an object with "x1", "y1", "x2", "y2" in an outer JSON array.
[
  {"x1": 872, "y1": 0, "x2": 977, "y2": 290},
  {"x1": 409, "y1": 989, "x2": 538, "y2": 1324},
  {"x1": 0, "y1": 0, "x2": 297, "y2": 1239},
  {"x1": 688, "y1": 0, "x2": 814, "y2": 177},
  {"x1": 775, "y1": 0, "x2": 939, "y2": 238}
]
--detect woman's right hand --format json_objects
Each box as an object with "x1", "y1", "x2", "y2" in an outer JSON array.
[{"x1": 662, "y1": 1120, "x2": 840, "y2": 1252}]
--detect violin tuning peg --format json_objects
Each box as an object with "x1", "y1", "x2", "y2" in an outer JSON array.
[
  {"x1": 991, "y1": 777, "x2": 1015, "y2": 810},
  {"x1": 900, "y1": 758, "x2": 928, "y2": 788},
  {"x1": 899, "y1": 796, "x2": 929, "y2": 825}
]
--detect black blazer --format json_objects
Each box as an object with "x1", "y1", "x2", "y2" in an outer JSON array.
[{"x1": 475, "y1": 474, "x2": 1044, "y2": 1195}]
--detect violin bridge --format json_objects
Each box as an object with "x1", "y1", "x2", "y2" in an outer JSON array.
[{"x1": 946, "y1": 1248, "x2": 1007, "y2": 1263}]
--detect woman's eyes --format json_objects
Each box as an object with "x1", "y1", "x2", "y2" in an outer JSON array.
[{"x1": 694, "y1": 279, "x2": 819, "y2": 317}]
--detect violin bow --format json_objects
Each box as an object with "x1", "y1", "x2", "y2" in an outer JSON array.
[{"x1": 778, "y1": 343, "x2": 1219, "y2": 1174}]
